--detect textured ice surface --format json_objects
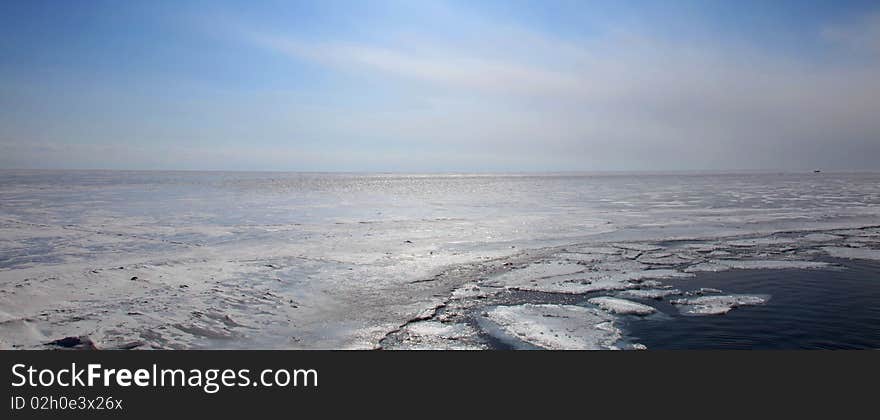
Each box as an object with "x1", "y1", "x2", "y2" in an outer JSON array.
[
  {"x1": 384, "y1": 321, "x2": 484, "y2": 350},
  {"x1": 613, "y1": 243, "x2": 661, "y2": 252},
  {"x1": 823, "y1": 247, "x2": 880, "y2": 261},
  {"x1": 2, "y1": 171, "x2": 880, "y2": 349},
  {"x1": 671, "y1": 295, "x2": 769, "y2": 315},
  {"x1": 588, "y1": 297, "x2": 656, "y2": 315},
  {"x1": 638, "y1": 253, "x2": 695, "y2": 265},
  {"x1": 709, "y1": 260, "x2": 830, "y2": 270},
  {"x1": 450, "y1": 283, "x2": 500, "y2": 300},
  {"x1": 618, "y1": 288, "x2": 682, "y2": 300},
  {"x1": 803, "y1": 233, "x2": 843, "y2": 242},
  {"x1": 496, "y1": 263, "x2": 692, "y2": 294},
  {"x1": 685, "y1": 262, "x2": 733, "y2": 273},
  {"x1": 686, "y1": 258, "x2": 830, "y2": 272},
  {"x1": 726, "y1": 238, "x2": 796, "y2": 247},
  {"x1": 488, "y1": 262, "x2": 586, "y2": 286},
  {"x1": 832, "y1": 228, "x2": 880, "y2": 237},
  {"x1": 686, "y1": 287, "x2": 724, "y2": 296},
  {"x1": 681, "y1": 243, "x2": 722, "y2": 253},
  {"x1": 562, "y1": 246, "x2": 621, "y2": 255},
  {"x1": 484, "y1": 304, "x2": 620, "y2": 350}
]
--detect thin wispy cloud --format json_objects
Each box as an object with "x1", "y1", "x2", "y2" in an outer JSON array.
[
  {"x1": 244, "y1": 9, "x2": 880, "y2": 170},
  {"x1": 1, "y1": 1, "x2": 879, "y2": 171}
]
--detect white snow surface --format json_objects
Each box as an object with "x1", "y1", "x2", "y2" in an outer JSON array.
[
  {"x1": 618, "y1": 288, "x2": 682, "y2": 299},
  {"x1": 671, "y1": 295, "x2": 769, "y2": 315},
  {"x1": 588, "y1": 297, "x2": 656, "y2": 315},
  {"x1": 485, "y1": 304, "x2": 620, "y2": 350},
  {"x1": 2, "y1": 171, "x2": 880, "y2": 349},
  {"x1": 823, "y1": 247, "x2": 880, "y2": 261}
]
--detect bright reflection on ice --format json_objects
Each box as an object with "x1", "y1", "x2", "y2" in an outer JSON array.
[
  {"x1": 1, "y1": 171, "x2": 879, "y2": 349},
  {"x1": 484, "y1": 304, "x2": 621, "y2": 350},
  {"x1": 670, "y1": 295, "x2": 769, "y2": 315}
]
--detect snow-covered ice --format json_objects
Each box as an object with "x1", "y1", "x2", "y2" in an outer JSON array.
[
  {"x1": 726, "y1": 238, "x2": 796, "y2": 247},
  {"x1": 587, "y1": 297, "x2": 656, "y2": 315},
  {"x1": 618, "y1": 288, "x2": 682, "y2": 300},
  {"x1": 709, "y1": 260, "x2": 830, "y2": 270},
  {"x1": 670, "y1": 295, "x2": 769, "y2": 315},
  {"x1": 823, "y1": 247, "x2": 880, "y2": 261},
  {"x1": 382, "y1": 321, "x2": 485, "y2": 350},
  {"x1": 803, "y1": 233, "x2": 843, "y2": 242},
  {"x1": 484, "y1": 304, "x2": 620, "y2": 350},
  {"x1": 2, "y1": 170, "x2": 879, "y2": 349}
]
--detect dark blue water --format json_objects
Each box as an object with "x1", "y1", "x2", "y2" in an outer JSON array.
[{"x1": 624, "y1": 258, "x2": 880, "y2": 349}]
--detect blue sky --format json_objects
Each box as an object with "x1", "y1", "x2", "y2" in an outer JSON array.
[{"x1": 1, "y1": 0, "x2": 879, "y2": 171}]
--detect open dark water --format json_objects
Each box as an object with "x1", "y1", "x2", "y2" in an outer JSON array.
[{"x1": 623, "y1": 259, "x2": 880, "y2": 349}]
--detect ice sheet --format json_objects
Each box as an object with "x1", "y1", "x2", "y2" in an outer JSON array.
[
  {"x1": 709, "y1": 260, "x2": 830, "y2": 270},
  {"x1": 823, "y1": 247, "x2": 880, "y2": 261},
  {"x1": 484, "y1": 304, "x2": 620, "y2": 350},
  {"x1": 670, "y1": 295, "x2": 769, "y2": 315},
  {"x1": 587, "y1": 297, "x2": 656, "y2": 315},
  {"x1": 2, "y1": 171, "x2": 879, "y2": 349},
  {"x1": 383, "y1": 321, "x2": 485, "y2": 350},
  {"x1": 618, "y1": 288, "x2": 682, "y2": 300}
]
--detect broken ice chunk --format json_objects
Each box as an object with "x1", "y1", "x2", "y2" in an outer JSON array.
[
  {"x1": 450, "y1": 283, "x2": 500, "y2": 300},
  {"x1": 505, "y1": 268, "x2": 692, "y2": 294},
  {"x1": 686, "y1": 260, "x2": 829, "y2": 272},
  {"x1": 386, "y1": 321, "x2": 484, "y2": 350},
  {"x1": 726, "y1": 237, "x2": 795, "y2": 247},
  {"x1": 488, "y1": 261, "x2": 585, "y2": 285},
  {"x1": 618, "y1": 288, "x2": 682, "y2": 300},
  {"x1": 638, "y1": 253, "x2": 694, "y2": 265},
  {"x1": 822, "y1": 246, "x2": 880, "y2": 261},
  {"x1": 588, "y1": 296, "x2": 656, "y2": 315},
  {"x1": 715, "y1": 260, "x2": 830, "y2": 270},
  {"x1": 613, "y1": 243, "x2": 662, "y2": 252},
  {"x1": 484, "y1": 304, "x2": 620, "y2": 350},
  {"x1": 802, "y1": 233, "x2": 842, "y2": 242},
  {"x1": 670, "y1": 295, "x2": 769, "y2": 315},
  {"x1": 684, "y1": 262, "x2": 732, "y2": 273}
]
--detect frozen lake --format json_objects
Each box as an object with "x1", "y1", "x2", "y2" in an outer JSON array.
[{"x1": 1, "y1": 170, "x2": 879, "y2": 349}]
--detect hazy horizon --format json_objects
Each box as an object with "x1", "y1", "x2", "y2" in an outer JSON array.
[
  {"x1": 0, "y1": 167, "x2": 875, "y2": 175},
  {"x1": 2, "y1": 1, "x2": 879, "y2": 172}
]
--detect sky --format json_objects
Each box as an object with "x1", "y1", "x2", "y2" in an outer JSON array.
[{"x1": 1, "y1": 0, "x2": 879, "y2": 172}]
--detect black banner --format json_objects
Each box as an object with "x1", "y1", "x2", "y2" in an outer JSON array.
[{"x1": 2, "y1": 351, "x2": 876, "y2": 418}]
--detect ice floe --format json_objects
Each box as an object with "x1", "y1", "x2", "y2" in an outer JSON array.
[
  {"x1": 681, "y1": 243, "x2": 722, "y2": 253},
  {"x1": 503, "y1": 268, "x2": 692, "y2": 294},
  {"x1": 613, "y1": 243, "x2": 662, "y2": 252},
  {"x1": 563, "y1": 246, "x2": 622, "y2": 255},
  {"x1": 726, "y1": 237, "x2": 795, "y2": 247},
  {"x1": 618, "y1": 288, "x2": 682, "y2": 300},
  {"x1": 638, "y1": 253, "x2": 694, "y2": 265},
  {"x1": 450, "y1": 283, "x2": 500, "y2": 300},
  {"x1": 823, "y1": 247, "x2": 880, "y2": 261},
  {"x1": 484, "y1": 304, "x2": 620, "y2": 350},
  {"x1": 685, "y1": 287, "x2": 724, "y2": 296},
  {"x1": 384, "y1": 321, "x2": 484, "y2": 350},
  {"x1": 684, "y1": 262, "x2": 732, "y2": 273},
  {"x1": 714, "y1": 260, "x2": 830, "y2": 270},
  {"x1": 488, "y1": 262, "x2": 586, "y2": 285},
  {"x1": 686, "y1": 260, "x2": 829, "y2": 272},
  {"x1": 803, "y1": 233, "x2": 843, "y2": 242},
  {"x1": 670, "y1": 295, "x2": 769, "y2": 315},
  {"x1": 587, "y1": 297, "x2": 656, "y2": 315}
]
